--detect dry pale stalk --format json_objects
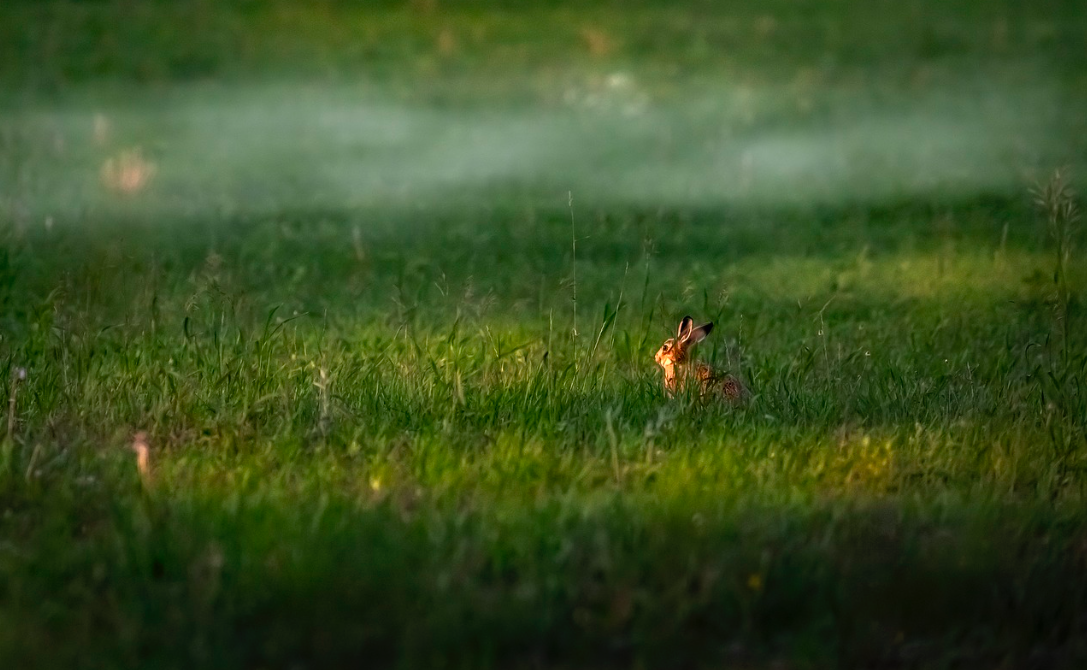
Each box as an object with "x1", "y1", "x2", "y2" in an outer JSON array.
[
  {"x1": 130, "y1": 431, "x2": 153, "y2": 488},
  {"x1": 7, "y1": 367, "x2": 26, "y2": 441}
]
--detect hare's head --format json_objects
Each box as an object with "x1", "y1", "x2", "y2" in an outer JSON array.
[{"x1": 654, "y1": 316, "x2": 713, "y2": 375}]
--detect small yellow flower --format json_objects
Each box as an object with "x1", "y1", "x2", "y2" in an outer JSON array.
[
  {"x1": 369, "y1": 476, "x2": 383, "y2": 492},
  {"x1": 746, "y1": 573, "x2": 763, "y2": 591}
]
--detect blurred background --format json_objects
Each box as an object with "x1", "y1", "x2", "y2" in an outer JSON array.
[{"x1": 2, "y1": 0, "x2": 1084, "y2": 223}]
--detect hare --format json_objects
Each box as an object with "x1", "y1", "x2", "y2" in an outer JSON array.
[{"x1": 654, "y1": 316, "x2": 747, "y2": 403}]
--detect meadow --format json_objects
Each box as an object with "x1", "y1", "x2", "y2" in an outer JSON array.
[{"x1": 2, "y1": 1, "x2": 1086, "y2": 667}]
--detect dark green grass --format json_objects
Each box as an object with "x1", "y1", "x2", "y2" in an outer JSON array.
[{"x1": 2, "y1": 1, "x2": 1087, "y2": 668}]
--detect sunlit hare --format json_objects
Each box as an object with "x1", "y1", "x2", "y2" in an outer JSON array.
[{"x1": 654, "y1": 316, "x2": 748, "y2": 403}]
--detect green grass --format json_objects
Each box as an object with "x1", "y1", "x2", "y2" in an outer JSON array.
[{"x1": 2, "y1": 1, "x2": 1087, "y2": 667}]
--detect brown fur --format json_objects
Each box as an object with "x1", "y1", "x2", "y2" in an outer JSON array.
[{"x1": 654, "y1": 316, "x2": 747, "y2": 403}]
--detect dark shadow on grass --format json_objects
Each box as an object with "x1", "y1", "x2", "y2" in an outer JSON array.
[{"x1": 4, "y1": 472, "x2": 1087, "y2": 669}]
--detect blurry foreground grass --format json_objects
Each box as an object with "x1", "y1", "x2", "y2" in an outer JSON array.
[{"x1": 2, "y1": 1, "x2": 1087, "y2": 668}]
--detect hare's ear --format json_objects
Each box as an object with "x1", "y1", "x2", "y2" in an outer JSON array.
[
  {"x1": 677, "y1": 316, "x2": 694, "y2": 341},
  {"x1": 687, "y1": 321, "x2": 713, "y2": 345}
]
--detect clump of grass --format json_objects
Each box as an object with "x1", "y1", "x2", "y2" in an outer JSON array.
[
  {"x1": 1031, "y1": 169, "x2": 1085, "y2": 479},
  {"x1": 1034, "y1": 169, "x2": 1080, "y2": 363}
]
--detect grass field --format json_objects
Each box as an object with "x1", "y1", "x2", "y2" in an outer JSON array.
[{"x1": 2, "y1": 1, "x2": 1087, "y2": 667}]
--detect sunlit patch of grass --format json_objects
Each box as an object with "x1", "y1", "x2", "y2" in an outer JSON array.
[{"x1": 725, "y1": 249, "x2": 1071, "y2": 303}]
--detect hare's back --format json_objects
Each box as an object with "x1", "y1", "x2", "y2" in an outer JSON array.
[
  {"x1": 695, "y1": 364, "x2": 746, "y2": 403},
  {"x1": 720, "y1": 374, "x2": 747, "y2": 403}
]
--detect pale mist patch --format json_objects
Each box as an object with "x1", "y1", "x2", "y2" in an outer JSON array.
[{"x1": 1, "y1": 72, "x2": 1069, "y2": 222}]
